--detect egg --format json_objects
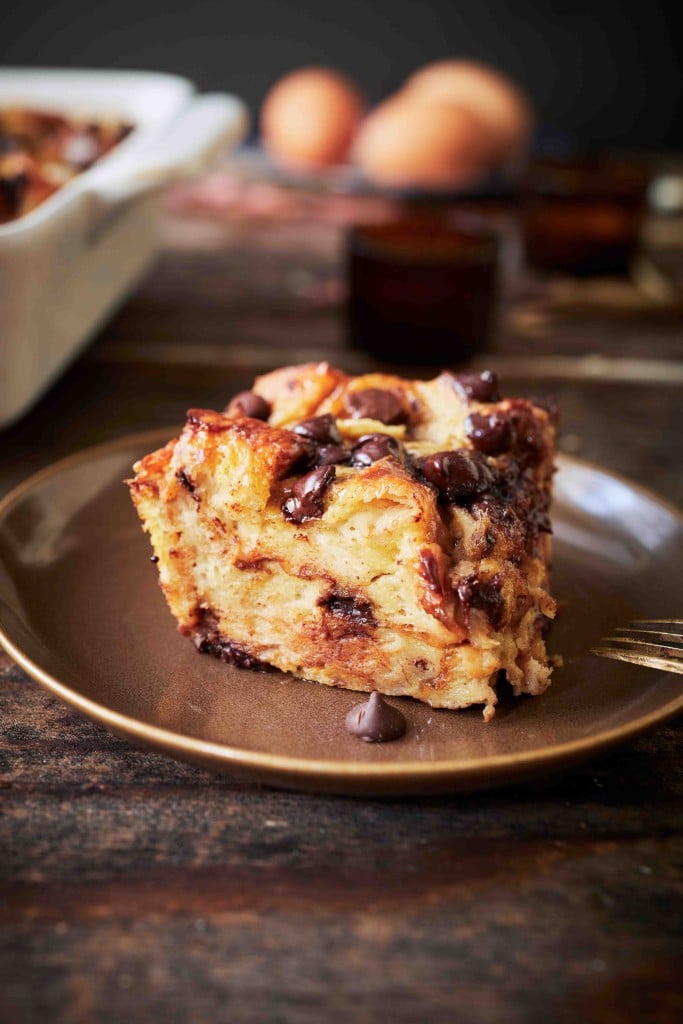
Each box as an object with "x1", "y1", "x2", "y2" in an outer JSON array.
[
  {"x1": 261, "y1": 67, "x2": 365, "y2": 169},
  {"x1": 353, "y1": 95, "x2": 495, "y2": 190},
  {"x1": 404, "y1": 60, "x2": 535, "y2": 164}
]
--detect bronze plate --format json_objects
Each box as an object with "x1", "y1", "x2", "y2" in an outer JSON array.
[{"x1": 0, "y1": 429, "x2": 681, "y2": 796}]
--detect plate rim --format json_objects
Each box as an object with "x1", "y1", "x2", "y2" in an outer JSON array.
[{"x1": 1, "y1": 427, "x2": 682, "y2": 786}]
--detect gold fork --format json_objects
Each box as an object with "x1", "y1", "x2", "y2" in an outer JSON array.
[{"x1": 591, "y1": 619, "x2": 683, "y2": 675}]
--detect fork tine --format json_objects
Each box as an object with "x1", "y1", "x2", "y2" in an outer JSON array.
[
  {"x1": 591, "y1": 617, "x2": 683, "y2": 675},
  {"x1": 628, "y1": 619, "x2": 683, "y2": 628},
  {"x1": 615, "y1": 627, "x2": 683, "y2": 646},
  {"x1": 599, "y1": 636, "x2": 683, "y2": 659},
  {"x1": 590, "y1": 647, "x2": 683, "y2": 675}
]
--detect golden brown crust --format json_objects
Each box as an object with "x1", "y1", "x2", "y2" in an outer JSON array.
[
  {"x1": 252, "y1": 362, "x2": 348, "y2": 427},
  {"x1": 128, "y1": 362, "x2": 557, "y2": 718}
]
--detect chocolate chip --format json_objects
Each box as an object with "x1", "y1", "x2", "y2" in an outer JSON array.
[
  {"x1": 282, "y1": 465, "x2": 336, "y2": 523},
  {"x1": 449, "y1": 370, "x2": 501, "y2": 403},
  {"x1": 292, "y1": 414, "x2": 341, "y2": 444},
  {"x1": 275, "y1": 437, "x2": 318, "y2": 480},
  {"x1": 226, "y1": 390, "x2": 271, "y2": 421},
  {"x1": 176, "y1": 468, "x2": 195, "y2": 492},
  {"x1": 350, "y1": 433, "x2": 403, "y2": 467},
  {"x1": 323, "y1": 595, "x2": 375, "y2": 625},
  {"x1": 344, "y1": 389, "x2": 407, "y2": 425},
  {"x1": 456, "y1": 574, "x2": 506, "y2": 630},
  {"x1": 345, "y1": 692, "x2": 407, "y2": 743},
  {"x1": 510, "y1": 407, "x2": 544, "y2": 459},
  {"x1": 0, "y1": 171, "x2": 28, "y2": 218},
  {"x1": 417, "y1": 450, "x2": 496, "y2": 504},
  {"x1": 467, "y1": 411, "x2": 513, "y2": 455},
  {"x1": 194, "y1": 632, "x2": 271, "y2": 670},
  {"x1": 319, "y1": 592, "x2": 377, "y2": 637},
  {"x1": 290, "y1": 416, "x2": 346, "y2": 467},
  {"x1": 419, "y1": 549, "x2": 444, "y2": 596},
  {"x1": 314, "y1": 444, "x2": 350, "y2": 466}
]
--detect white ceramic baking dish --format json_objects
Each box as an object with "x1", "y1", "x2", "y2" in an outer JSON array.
[{"x1": 0, "y1": 69, "x2": 248, "y2": 428}]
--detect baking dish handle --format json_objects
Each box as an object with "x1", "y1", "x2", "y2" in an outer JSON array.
[{"x1": 84, "y1": 93, "x2": 249, "y2": 214}]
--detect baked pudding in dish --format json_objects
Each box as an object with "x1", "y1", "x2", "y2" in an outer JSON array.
[
  {"x1": 128, "y1": 363, "x2": 557, "y2": 720},
  {"x1": 0, "y1": 107, "x2": 132, "y2": 223}
]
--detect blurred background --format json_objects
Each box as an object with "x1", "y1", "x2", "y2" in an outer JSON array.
[
  {"x1": 3, "y1": 0, "x2": 682, "y2": 152},
  {"x1": 2, "y1": 0, "x2": 682, "y2": 437}
]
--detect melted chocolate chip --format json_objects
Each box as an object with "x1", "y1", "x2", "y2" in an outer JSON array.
[
  {"x1": 345, "y1": 692, "x2": 407, "y2": 743},
  {"x1": 508, "y1": 402, "x2": 544, "y2": 460},
  {"x1": 292, "y1": 414, "x2": 341, "y2": 445},
  {"x1": 344, "y1": 389, "x2": 407, "y2": 425},
  {"x1": 192, "y1": 608, "x2": 272, "y2": 669},
  {"x1": 449, "y1": 370, "x2": 501, "y2": 403},
  {"x1": 226, "y1": 390, "x2": 271, "y2": 421},
  {"x1": 469, "y1": 454, "x2": 552, "y2": 556},
  {"x1": 350, "y1": 433, "x2": 403, "y2": 467},
  {"x1": 466, "y1": 411, "x2": 513, "y2": 455},
  {"x1": 276, "y1": 439, "x2": 318, "y2": 479},
  {"x1": 150, "y1": 555, "x2": 159, "y2": 563},
  {"x1": 314, "y1": 444, "x2": 350, "y2": 466},
  {"x1": 419, "y1": 549, "x2": 444, "y2": 596},
  {"x1": 457, "y1": 574, "x2": 506, "y2": 630},
  {"x1": 176, "y1": 468, "x2": 195, "y2": 492},
  {"x1": 319, "y1": 592, "x2": 377, "y2": 638},
  {"x1": 282, "y1": 465, "x2": 336, "y2": 524},
  {"x1": 320, "y1": 593, "x2": 377, "y2": 628},
  {"x1": 417, "y1": 449, "x2": 496, "y2": 504},
  {"x1": 194, "y1": 632, "x2": 271, "y2": 670}
]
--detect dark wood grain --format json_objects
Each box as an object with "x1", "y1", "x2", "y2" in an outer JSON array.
[{"x1": 1, "y1": 207, "x2": 682, "y2": 1024}]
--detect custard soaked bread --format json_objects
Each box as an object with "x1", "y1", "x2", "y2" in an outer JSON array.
[{"x1": 129, "y1": 363, "x2": 557, "y2": 719}]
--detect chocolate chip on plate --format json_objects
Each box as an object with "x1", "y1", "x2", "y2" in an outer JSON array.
[
  {"x1": 226, "y1": 390, "x2": 271, "y2": 421},
  {"x1": 282, "y1": 465, "x2": 336, "y2": 524},
  {"x1": 417, "y1": 449, "x2": 495, "y2": 504},
  {"x1": 350, "y1": 433, "x2": 403, "y2": 467},
  {"x1": 466, "y1": 411, "x2": 513, "y2": 455},
  {"x1": 344, "y1": 389, "x2": 408, "y2": 425},
  {"x1": 345, "y1": 691, "x2": 407, "y2": 743}
]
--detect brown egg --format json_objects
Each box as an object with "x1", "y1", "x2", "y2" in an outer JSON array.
[
  {"x1": 404, "y1": 60, "x2": 535, "y2": 163},
  {"x1": 353, "y1": 95, "x2": 495, "y2": 190},
  {"x1": 261, "y1": 67, "x2": 365, "y2": 169}
]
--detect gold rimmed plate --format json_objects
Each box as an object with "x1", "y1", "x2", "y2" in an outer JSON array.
[{"x1": 0, "y1": 429, "x2": 681, "y2": 795}]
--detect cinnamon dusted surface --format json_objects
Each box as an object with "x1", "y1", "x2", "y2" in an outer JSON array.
[{"x1": 1, "y1": 205, "x2": 682, "y2": 1023}]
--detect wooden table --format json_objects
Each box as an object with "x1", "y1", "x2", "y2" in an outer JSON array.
[{"x1": 1, "y1": 204, "x2": 682, "y2": 1023}]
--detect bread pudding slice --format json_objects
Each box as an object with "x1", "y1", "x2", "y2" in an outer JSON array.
[{"x1": 128, "y1": 363, "x2": 557, "y2": 719}]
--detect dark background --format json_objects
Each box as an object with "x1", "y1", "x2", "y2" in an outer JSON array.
[{"x1": 2, "y1": 0, "x2": 682, "y2": 152}]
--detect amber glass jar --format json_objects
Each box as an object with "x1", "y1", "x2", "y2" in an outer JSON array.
[
  {"x1": 521, "y1": 152, "x2": 651, "y2": 275},
  {"x1": 346, "y1": 213, "x2": 500, "y2": 365}
]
